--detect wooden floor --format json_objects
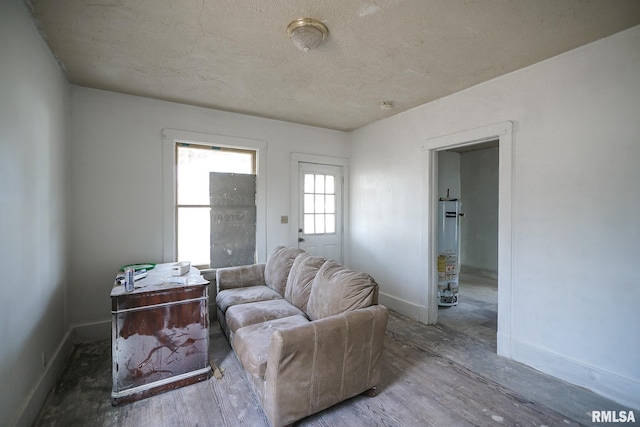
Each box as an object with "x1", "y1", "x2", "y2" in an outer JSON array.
[{"x1": 34, "y1": 274, "x2": 627, "y2": 426}]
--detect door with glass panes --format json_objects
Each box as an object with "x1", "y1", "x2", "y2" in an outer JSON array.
[{"x1": 298, "y1": 162, "x2": 343, "y2": 263}]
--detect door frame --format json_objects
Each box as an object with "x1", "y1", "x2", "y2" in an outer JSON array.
[
  {"x1": 291, "y1": 153, "x2": 349, "y2": 265},
  {"x1": 420, "y1": 121, "x2": 514, "y2": 358}
]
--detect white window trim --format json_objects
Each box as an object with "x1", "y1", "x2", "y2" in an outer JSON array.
[{"x1": 162, "y1": 129, "x2": 268, "y2": 265}]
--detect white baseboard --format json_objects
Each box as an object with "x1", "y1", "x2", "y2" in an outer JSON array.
[
  {"x1": 511, "y1": 337, "x2": 640, "y2": 411},
  {"x1": 14, "y1": 319, "x2": 111, "y2": 426},
  {"x1": 379, "y1": 292, "x2": 426, "y2": 323},
  {"x1": 382, "y1": 294, "x2": 640, "y2": 410},
  {"x1": 496, "y1": 331, "x2": 511, "y2": 358},
  {"x1": 72, "y1": 319, "x2": 111, "y2": 342},
  {"x1": 13, "y1": 305, "x2": 211, "y2": 427},
  {"x1": 13, "y1": 330, "x2": 74, "y2": 427}
]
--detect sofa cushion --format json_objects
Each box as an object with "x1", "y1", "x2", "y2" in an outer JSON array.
[
  {"x1": 307, "y1": 260, "x2": 379, "y2": 321},
  {"x1": 226, "y1": 299, "x2": 306, "y2": 334},
  {"x1": 284, "y1": 253, "x2": 327, "y2": 312},
  {"x1": 264, "y1": 246, "x2": 304, "y2": 296},
  {"x1": 216, "y1": 285, "x2": 282, "y2": 313},
  {"x1": 233, "y1": 315, "x2": 309, "y2": 380},
  {"x1": 216, "y1": 263, "x2": 265, "y2": 291}
]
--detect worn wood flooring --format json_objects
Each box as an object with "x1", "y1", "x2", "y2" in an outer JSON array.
[{"x1": 34, "y1": 274, "x2": 627, "y2": 426}]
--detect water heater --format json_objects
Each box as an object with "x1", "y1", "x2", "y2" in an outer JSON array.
[{"x1": 437, "y1": 200, "x2": 461, "y2": 306}]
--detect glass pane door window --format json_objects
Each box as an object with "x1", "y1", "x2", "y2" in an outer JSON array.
[{"x1": 303, "y1": 173, "x2": 336, "y2": 235}]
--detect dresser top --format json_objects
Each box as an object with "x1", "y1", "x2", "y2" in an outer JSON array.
[{"x1": 111, "y1": 263, "x2": 209, "y2": 297}]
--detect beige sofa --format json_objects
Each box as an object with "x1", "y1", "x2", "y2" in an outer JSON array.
[{"x1": 215, "y1": 246, "x2": 389, "y2": 427}]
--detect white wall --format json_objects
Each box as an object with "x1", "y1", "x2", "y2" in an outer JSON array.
[
  {"x1": 0, "y1": 1, "x2": 71, "y2": 426},
  {"x1": 437, "y1": 151, "x2": 460, "y2": 200},
  {"x1": 68, "y1": 87, "x2": 348, "y2": 330},
  {"x1": 460, "y1": 147, "x2": 498, "y2": 274},
  {"x1": 349, "y1": 26, "x2": 640, "y2": 408}
]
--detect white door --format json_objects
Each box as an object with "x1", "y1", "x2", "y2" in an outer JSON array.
[{"x1": 298, "y1": 162, "x2": 343, "y2": 263}]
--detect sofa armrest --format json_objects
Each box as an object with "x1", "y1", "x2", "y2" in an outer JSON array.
[
  {"x1": 263, "y1": 305, "x2": 389, "y2": 427},
  {"x1": 216, "y1": 263, "x2": 266, "y2": 292}
]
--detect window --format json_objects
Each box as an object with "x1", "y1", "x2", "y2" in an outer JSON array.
[
  {"x1": 176, "y1": 143, "x2": 256, "y2": 267},
  {"x1": 303, "y1": 173, "x2": 336, "y2": 234}
]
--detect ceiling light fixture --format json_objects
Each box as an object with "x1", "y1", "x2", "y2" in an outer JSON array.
[{"x1": 287, "y1": 18, "x2": 328, "y2": 53}]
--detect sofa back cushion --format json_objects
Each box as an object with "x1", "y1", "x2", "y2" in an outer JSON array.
[
  {"x1": 264, "y1": 246, "x2": 304, "y2": 296},
  {"x1": 306, "y1": 260, "x2": 379, "y2": 321},
  {"x1": 284, "y1": 253, "x2": 327, "y2": 312}
]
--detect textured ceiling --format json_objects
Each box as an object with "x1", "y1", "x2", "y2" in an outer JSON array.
[{"x1": 28, "y1": 0, "x2": 640, "y2": 131}]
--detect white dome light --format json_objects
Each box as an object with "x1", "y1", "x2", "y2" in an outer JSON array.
[{"x1": 287, "y1": 18, "x2": 329, "y2": 53}]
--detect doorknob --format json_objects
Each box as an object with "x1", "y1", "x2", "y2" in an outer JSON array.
[{"x1": 298, "y1": 237, "x2": 305, "y2": 242}]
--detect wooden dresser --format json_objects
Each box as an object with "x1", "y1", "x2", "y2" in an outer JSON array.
[{"x1": 110, "y1": 265, "x2": 211, "y2": 405}]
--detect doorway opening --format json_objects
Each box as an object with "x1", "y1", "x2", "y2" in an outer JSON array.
[
  {"x1": 436, "y1": 141, "x2": 499, "y2": 349},
  {"x1": 420, "y1": 121, "x2": 513, "y2": 358}
]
